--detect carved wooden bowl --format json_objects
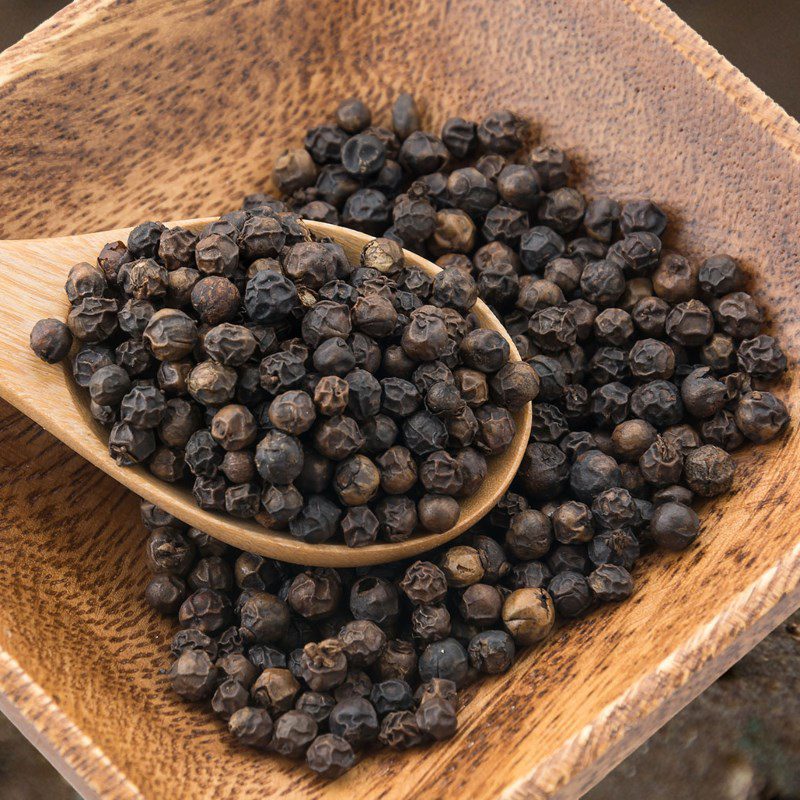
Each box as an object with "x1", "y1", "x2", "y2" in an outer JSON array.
[{"x1": 0, "y1": 1, "x2": 798, "y2": 798}]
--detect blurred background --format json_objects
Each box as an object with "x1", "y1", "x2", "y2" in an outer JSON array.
[{"x1": 0, "y1": 1, "x2": 798, "y2": 799}]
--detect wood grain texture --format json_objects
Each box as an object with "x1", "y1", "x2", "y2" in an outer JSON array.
[
  {"x1": 0, "y1": 0, "x2": 799, "y2": 798},
  {"x1": 0, "y1": 219, "x2": 531, "y2": 567}
]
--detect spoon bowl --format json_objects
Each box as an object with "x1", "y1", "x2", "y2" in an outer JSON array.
[{"x1": 0, "y1": 219, "x2": 532, "y2": 566}]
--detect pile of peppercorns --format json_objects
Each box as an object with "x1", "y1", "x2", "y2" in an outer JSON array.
[
  {"x1": 31, "y1": 92, "x2": 792, "y2": 779},
  {"x1": 143, "y1": 498, "x2": 555, "y2": 778},
  {"x1": 31, "y1": 219, "x2": 534, "y2": 545}
]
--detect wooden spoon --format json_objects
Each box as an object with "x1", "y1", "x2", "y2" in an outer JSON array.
[{"x1": 0, "y1": 219, "x2": 532, "y2": 566}]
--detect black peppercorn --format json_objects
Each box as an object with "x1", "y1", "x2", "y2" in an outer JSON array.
[
  {"x1": 97, "y1": 240, "x2": 131, "y2": 283},
  {"x1": 335, "y1": 98, "x2": 371, "y2": 133},
  {"x1": 66, "y1": 296, "x2": 119, "y2": 343},
  {"x1": 501, "y1": 588, "x2": 555, "y2": 644},
  {"x1": 579, "y1": 260, "x2": 625, "y2": 307},
  {"x1": 477, "y1": 109, "x2": 525, "y2": 154},
  {"x1": 30, "y1": 318, "x2": 74, "y2": 363},
  {"x1": 698, "y1": 254, "x2": 744, "y2": 296},
  {"x1": 340, "y1": 505, "x2": 380, "y2": 548},
  {"x1": 548, "y1": 571, "x2": 592, "y2": 617},
  {"x1": 630, "y1": 380, "x2": 684, "y2": 428},
  {"x1": 399, "y1": 131, "x2": 449, "y2": 176},
  {"x1": 737, "y1": 335, "x2": 787, "y2": 380},
  {"x1": 639, "y1": 436, "x2": 683, "y2": 486},
  {"x1": 505, "y1": 509, "x2": 553, "y2": 560},
  {"x1": 418, "y1": 494, "x2": 461, "y2": 532},
  {"x1": 734, "y1": 391, "x2": 790, "y2": 443},
  {"x1": 714, "y1": 292, "x2": 763, "y2": 339},
  {"x1": 305, "y1": 733, "x2": 355, "y2": 779},
  {"x1": 228, "y1": 706, "x2": 274, "y2": 750},
  {"x1": 570, "y1": 450, "x2": 622, "y2": 503},
  {"x1": 145, "y1": 574, "x2": 186, "y2": 614},
  {"x1": 666, "y1": 299, "x2": 714, "y2": 346},
  {"x1": 588, "y1": 564, "x2": 634, "y2": 602},
  {"x1": 169, "y1": 649, "x2": 218, "y2": 701},
  {"x1": 272, "y1": 710, "x2": 319, "y2": 758},
  {"x1": 528, "y1": 145, "x2": 570, "y2": 189},
  {"x1": 252, "y1": 668, "x2": 300, "y2": 716},
  {"x1": 329, "y1": 696, "x2": 379, "y2": 745},
  {"x1": 619, "y1": 199, "x2": 667, "y2": 237},
  {"x1": 418, "y1": 638, "x2": 469, "y2": 688},
  {"x1": 650, "y1": 501, "x2": 700, "y2": 550},
  {"x1": 683, "y1": 444, "x2": 735, "y2": 496}
]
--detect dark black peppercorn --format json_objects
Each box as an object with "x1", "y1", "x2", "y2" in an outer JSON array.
[
  {"x1": 737, "y1": 335, "x2": 787, "y2": 380},
  {"x1": 411, "y1": 604, "x2": 452, "y2": 643},
  {"x1": 289, "y1": 495, "x2": 342, "y2": 543},
  {"x1": 335, "y1": 98, "x2": 371, "y2": 133},
  {"x1": 569, "y1": 450, "x2": 622, "y2": 503},
  {"x1": 698, "y1": 254, "x2": 744, "y2": 296},
  {"x1": 477, "y1": 109, "x2": 525, "y2": 154},
  {"x1": 650, "y1": 501, "x2": 700, "y2": 550},
  {"x1": 588, "y1": 528, "x2": 639, "y2": 570},
  {"x1": 128, "y1": 221, "x2": 167, "y2": 259},
  {"x1": 66, "y1": 296, "x2": 119, "y2": 343},
  {"x1": 145, "y1": 574, "x2": 186, "y2": 614},
  {"x1": 680, "y1": 367, "x2": 727, "y2": 419},
  {"x1": 630, "y1": 380, "x2": 684, "y2": 428},
  {"x1": 399, "y1": 131, "x2": 449, "y2": 176},
  {"x1": 169, "y1": 649, "x2": 218, "y2": 701},
  {"x1": 528, "y1": 145, "x2": 570, "y2": 189},
  {"x1": 639, "y1": 436, "x2": 683, "y2": 486},
  {"x1": 296, "y1": 692, "x2": 336, "y2": 727},
  {"x1": 30, "y1": 318, "x2": 74, "y2": 363},
  {"x1": 349, "y1": 577, "x2": 400, "y2": 627},
  {"x1": 228, "y1": 706, "x2": 273, "y2": 749},
  {"x1": 666, "y1": 299, "x2": 714, "y2": 346},
  {"x1": 619, "y1": 199, "x2": 667, "y2": 237},
  {"x1": 683, "y1": 444, "x2": 735, "y2": 496},
  {"x1": 548, "y1": 571, "x2": 592, "y2": 617},
  {"x1": 713, "y1": 292, "x2": 763, "y2": 339},
  {"x1": 587, "y1": 564, "x2": 634, "y2": 602},
  {"x1": 305, "y1": 733, "x2": 355, "y2": 779},
  {"x1": 329, "y1": 696, "x2": 379, "y2": 745},
  {"x1": 579, "y1": 260, "x2": 625, "y2": 307},
  {"x1": 272, "y1": 710, "x2": 319, "y2": 758},
  {"x1": 340, "y1": 505, "x2": 380, "y2": 548},
  {"x1": 418, "y1": 638, "x2": 469, "y2": 688},
  {"x1": 734, "y1": 391, "x2": 790, "y2": 443}
]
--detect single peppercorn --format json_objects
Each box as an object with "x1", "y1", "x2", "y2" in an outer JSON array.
[
  {"x1": 683, "y1": 444, "x2": 735, "y2": 497},
  {"x1": 505, "y1": 510, "x2": 553, "y2": 560},
  {"x1": 252, "y1": 668, "x2": 300, "y2": 716},
  {"x1": 169, "y1": 649, "x2": 218, "y2": 701},
  {"x1": 588, "y1": 564, "x2": 634, "y2": 602},
  {"x1": 699, "y1": 254, "x2": 744, "y2": 296},
  {"x1": 501, "y1": 588, "x2": 555, "y2": 645},
  {"x1": 228, "y1": 707, "x2": 273, "y2": 749},
  {"x1": 305, "y1": 734, "x2": 355, "y2": 779},
  {"x1": 650, "y1": 502, "x2": 700, "y2": 550},
  {"x1": 735, "y1": 391, "x2": 790, "y2": 443}
]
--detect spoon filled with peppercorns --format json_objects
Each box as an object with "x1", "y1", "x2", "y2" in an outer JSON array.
[{"x1": 2, "y1": 215, "x2": 533, "y2": 565}]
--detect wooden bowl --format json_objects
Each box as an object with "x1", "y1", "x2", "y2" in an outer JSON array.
[
  {"x1": 0, "y1": 218, "x2": 532, "y2": 567},
  {"x1": 0, "y1": 1, "x2": 799, "y2": 798}
]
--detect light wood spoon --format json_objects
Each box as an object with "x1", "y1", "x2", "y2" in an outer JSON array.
[{"x1": 0, "y1": 219, "x2": 532, "y2": 566}]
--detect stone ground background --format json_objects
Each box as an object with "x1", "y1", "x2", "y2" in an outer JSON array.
[{"x1": 1, "y1": 1, "x2": 799, "y2": 798}]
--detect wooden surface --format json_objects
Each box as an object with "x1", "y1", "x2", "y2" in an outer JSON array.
[
  {"x1": 0, "y1": 0, "x2": 799, "y2": 798},
  {"x1": 0, "y1": 219, "x2": 531, "y2": 567}
]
